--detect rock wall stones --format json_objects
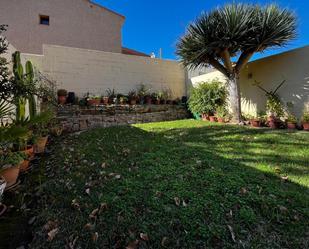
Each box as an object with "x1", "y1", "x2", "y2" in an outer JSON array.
[{"x1": 57, "y1": 105, "x2": 190, "y2": 133}]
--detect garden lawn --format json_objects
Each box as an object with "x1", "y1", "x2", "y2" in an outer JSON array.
[{"x1": 31, "y1": 120, "x2": 309, "y2": 248}]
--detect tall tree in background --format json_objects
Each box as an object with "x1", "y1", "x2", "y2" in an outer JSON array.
[
  {"x1": 0, "y1": 24, "x2": 12, "y2": 101},
  {"x1": 177, "y1": 4, "x2": 297, "y2": 122}
]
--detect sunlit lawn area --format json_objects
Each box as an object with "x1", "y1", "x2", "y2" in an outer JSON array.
[{"x1": 30, "y1": 120, "x2": 309, "y2": 248}]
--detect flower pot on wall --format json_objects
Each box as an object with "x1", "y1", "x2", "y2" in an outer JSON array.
[
  {"x1": 130, "y1": 99, "x2": 137, "y2": 105},
  {"x1": 34, "y1": 136, "x2": 48, "y2": 154},
  {"x1": 302, "y1": 122, "x2": 309, "y2": 131},
  {"x1": 0, "y1": 165, "x2": 20, "y2": 189},
  {"x1": 58, "y1": 96, "x2": 67, "y2": 105},
  {"x1": 102, "y1": 97, "x2": 109, "y2": 105},
  {"x1": 146, "y1": 97, "x2": 152, "y2": 105}
]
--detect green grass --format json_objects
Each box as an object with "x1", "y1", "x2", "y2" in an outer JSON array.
[{"x1": 31, "y1": 120, "x2": 309, "y2": 248}]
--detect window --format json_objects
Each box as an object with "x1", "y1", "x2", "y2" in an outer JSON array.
[{"x1": 39, "y1": 15, "x2": 50, "y2": 25}]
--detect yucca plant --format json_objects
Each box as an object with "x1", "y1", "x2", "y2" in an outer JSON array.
[{"x1": 177, "y1": 4, "x2": 297, "y2": 122}]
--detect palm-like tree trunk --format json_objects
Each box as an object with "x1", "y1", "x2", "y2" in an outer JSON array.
[{"x1": 228, "y1": 74, "x2": 242, "y2": 123}]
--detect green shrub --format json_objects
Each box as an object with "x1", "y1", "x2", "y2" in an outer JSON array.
[
  {"x1": 302, "y1": 111, "x2": 309, "y2": 123},
  {"x1": 188, "y1": 80, "x2": 227, "y2": 115}
]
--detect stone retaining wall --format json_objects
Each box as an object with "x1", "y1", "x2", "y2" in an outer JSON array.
[{"x1": 57, "y1": 105, "x2": 189, "y2": 133}]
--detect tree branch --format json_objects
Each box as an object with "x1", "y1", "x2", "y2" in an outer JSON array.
[
  {"x1": 208, "y1": 57, "x2": 229, "y2": 77},
  {"x1": 235, "y1": 50, "x2": 255, "y2": 74},
  {"x1": 220, "y1": 48, "x2": 234, "y2": 74}
]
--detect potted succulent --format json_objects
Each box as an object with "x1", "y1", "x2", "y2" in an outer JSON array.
[
  {"x1": 137, "y1": 84, "x2": 150, "y2": 104},
  {"x1": 301, "y1": 111, "x2": 309, "y2": 131},
  {"x1": 106, "y1": 88, "x2": 116, "y2": 104},
  {"x1": 57, "y1": 89, "x2": 68, "y2": 105},
  {"x1": 0, "y1": 151, "x2": 25, "y2": 189},
  {"x1": 161, "y1": 89, "x2": 172, "y2": 105},
  {"x1": 128, "y1": 90, "x2": 138, "y2": 105},
  {"x1": 102, "y1": 95, "x2": 109, "y2": 105},
  {"x1": 216, "y1": 105, "x2": 228, "y2": 123}
]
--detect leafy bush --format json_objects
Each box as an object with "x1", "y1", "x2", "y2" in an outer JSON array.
[
  {"x1": 266, "y1": 93, "x2": 284, "y2": 118},
  {"x1": 188, "y1": 80, "x2": 227, "y2": 115},
  {"x1": 302, "y1": 111, "x2": 309, "y2": 123}
]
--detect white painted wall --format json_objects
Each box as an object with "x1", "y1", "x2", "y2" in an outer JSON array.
[{"x1": 22, "y1": 45, "x2": 186, "y2": 98}]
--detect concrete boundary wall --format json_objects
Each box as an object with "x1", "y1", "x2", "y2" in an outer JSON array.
[{"x1": 22, "y1": 45, "x2": 186, "y2": 98}]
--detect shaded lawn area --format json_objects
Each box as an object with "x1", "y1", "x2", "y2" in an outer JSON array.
[{"x1": 31, "y1": 120, "x2": 309, "y2": 248}]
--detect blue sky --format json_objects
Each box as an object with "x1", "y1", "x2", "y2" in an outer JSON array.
[{"x1": 95, "y1": 0, "x2": 309, "y2": 61}]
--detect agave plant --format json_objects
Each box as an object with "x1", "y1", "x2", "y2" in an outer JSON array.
[{"x1": 177, "y1": 4, "x2": 297, "y2": 122}]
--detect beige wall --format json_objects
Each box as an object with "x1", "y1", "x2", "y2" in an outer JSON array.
[
  {"x1": 0, "y1": 0, "x2": 124, "y2": 54},
  {"x1": 190, "y1": 46, "x2": 309, "y2": 118},
  {"x1": 22, "y1": 45, "x2": 186, "y2": 98}
]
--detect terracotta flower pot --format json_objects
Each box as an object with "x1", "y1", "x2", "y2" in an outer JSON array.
[
  {"x1": 146, "y1": 97, "x2": 152, "y2": 105},
  {"x1": 19, "y1": 160, "x2": 30, "y2": 173},
  {"x1": 130, "y1": 99, "x2": 137, "y2": 105},
  {"x1": 303, "y1": 122, "x2": 309, "y2": 131},
  {"x1": 268, "y1": 116, "x2": 280, "y2": 129},
  {"x1": 209, "y1": 116, "x2": 217, "y2": 122},
  {"x1": 58, "y1": 95, "x2": 67, "y2": 105},
  {"x1": 156, "y1": 99, "x2": 161, "y2": 105},
  {"x1": 250, "y1": 119, "x2": 261, "y2": 127},
  {"x1": 287, "y1": 122, "x2": 297, "y2": 129},
  {"x1": 217, "y1": 117, "x2": 225, "y2": 123},
  {"x1": 34, "y1": 136, "x2": 48, "y2": 154},
  {"x1": 21, "y1": 145, "x2": 34, "y2": 161},
  {"x1": 201, "y1": 114, "x2": 209, "y2": 121},
  {"x1": 102, "y1": 97, "x2": 109, "y2": 105},
  {"x1": 0, "y1": 165, "x2": 20, "y2": 189}
]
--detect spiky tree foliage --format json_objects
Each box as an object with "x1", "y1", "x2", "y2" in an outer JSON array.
[{"x1": 177, "y1": 4, "x2": 297, "y2": 122}]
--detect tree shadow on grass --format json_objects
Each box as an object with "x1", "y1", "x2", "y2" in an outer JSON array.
[{"x1": 30, "y1": 122, "x2": 309, "y2": 249}]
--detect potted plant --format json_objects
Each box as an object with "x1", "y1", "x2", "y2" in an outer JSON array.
[
  {"x1": 151, "y1": 92, "x2": 162, "y2": 105},
  {"x1": 286, "y1": 114, "x2": 297, "y2": 129},
  {"x1": 106, "y1": 88, "x2": 116, "y2": 104},
  {"x1": 216, "y1": 105, "x2": 228, "y2": 123},
  {"x1": 102, "y1": 95, "x2": 109, "y2": 105},
  {"x1": 301, "y1": 111, "x2": 309, "y2": 131},
  {"x1": 0, "y1": 151, "x2": 25, "y2": 189},
  {"x1": 32, "y1": 111, "x2": 53, "y2": 154},
  {"x1": 266, "y1": 94, "x2": 284, "y2": 129},
  {"x1": 119, "y1": 95, "x2": 128, "y2": 105},
  {"x1": 128, "y1": 90, "x2": 138, "y2": 105},
  {"x1": 137, "y1": 84, "x2": 150, "y2": 105},
  {"x1": 161, "y1": 89, "x2": 172, "y2": 105},
  {"x1": 188, "y1": 80, "x2": 227, "y2": 122},
  {"x1": 57, "y1": 89, "x2": 68, "y2": 105}
]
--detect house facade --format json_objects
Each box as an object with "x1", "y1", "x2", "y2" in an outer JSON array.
[{"x1": 0, "y1": 0, "x2": 125, "y2": 54}]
